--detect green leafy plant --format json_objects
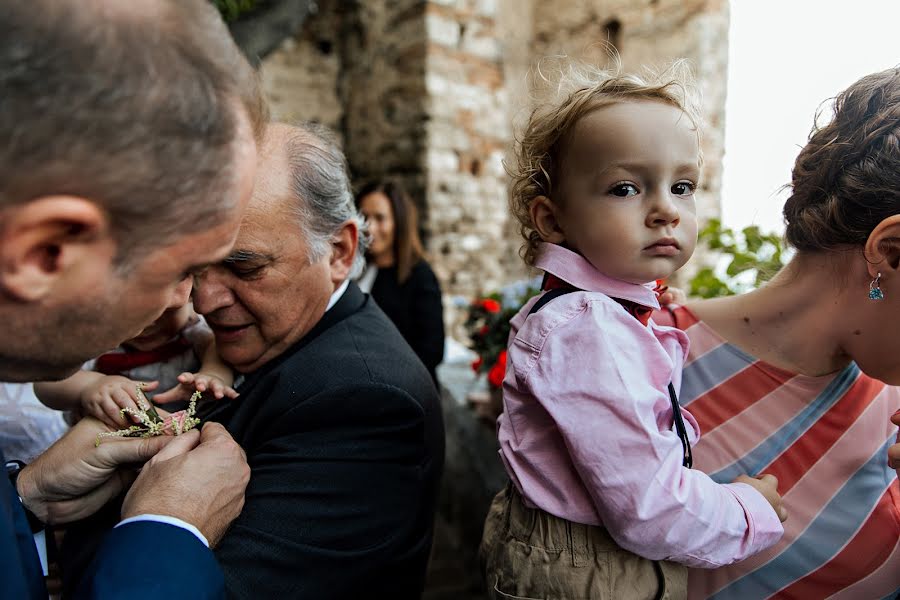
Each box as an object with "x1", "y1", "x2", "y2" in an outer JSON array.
[
  {"x1": 689, "y1": 218, "x2": 788, "y2": 298},
  {"x1": 212, "y1": 0, "x2": 263, "y2": 22}
]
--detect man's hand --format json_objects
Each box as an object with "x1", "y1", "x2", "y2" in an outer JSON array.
[
  {"x1": 122, "y1": 422, "x2": 250, "y2": 547},
  {"x1": 15, "y1": 416, "x2": 180, "y2": 525}
]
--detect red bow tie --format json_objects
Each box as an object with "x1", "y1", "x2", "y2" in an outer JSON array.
[
  {"x1": 542, "y1": 273, "x2": 655, "y2": 326},
  {"x1": 94, "y1": 336, "x2": 192, "y2": 375}
]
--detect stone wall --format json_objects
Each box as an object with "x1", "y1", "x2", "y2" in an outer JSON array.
[
  {"x1": 258, "y1": 1, "x2": 343, "y2": 131},
  {"x1": 529, "y1": 0, "x2": 729, "y2": 224},
  {"x1": 423, "y1": 0, "x2": 526, "y2": 334},
  {"x1": 257, "y1": 0, "x2": 731, "y2": 335}
]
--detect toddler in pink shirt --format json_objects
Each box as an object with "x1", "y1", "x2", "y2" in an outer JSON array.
[{"x1": 480, "y1": 60, "x2": 786, "y2": 600}]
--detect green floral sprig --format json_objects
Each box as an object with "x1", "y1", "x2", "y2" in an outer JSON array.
[{"x1": 95, "y1": 385, "x2": 201, "y2": 446}]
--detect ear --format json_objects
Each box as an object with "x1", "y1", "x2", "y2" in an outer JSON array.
[
  {"x1": 529, "y1": 195, "x2": 566, "y2": 244},
  {"x1": 328, "y1": 220, "x2": 359, "y2": 288},
  {"x1": 0, "y1": 196, "x2": 114, "y2": 302}
]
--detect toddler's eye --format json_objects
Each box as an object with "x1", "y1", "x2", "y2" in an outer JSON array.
[
  {"x1": 672, "y1": 181, "x2": 696, "y2": 196},
  {"x1": 609, "y1": 183, "x2": 639, "y2": 197}
]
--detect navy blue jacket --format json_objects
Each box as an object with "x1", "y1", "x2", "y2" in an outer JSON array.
[{"x1": 1, "y1": 448, "x2": 224, "y2": 599}]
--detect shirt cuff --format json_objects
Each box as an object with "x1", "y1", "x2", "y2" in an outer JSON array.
[
  {"x1": 116, "y1": 514, "x2": 210, "y2": 548},
  {"x1": 725, "y1": 481, "x2": 785, "y2": 551}
]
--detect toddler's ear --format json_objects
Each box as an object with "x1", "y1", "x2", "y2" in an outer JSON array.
[{"x1": 529, "y1": 195, "x2": 566, "y2": 244}]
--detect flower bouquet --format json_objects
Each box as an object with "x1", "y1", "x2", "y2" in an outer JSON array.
[{"x1": 463, "y1": 277, "x2": 541, "y2": 420}]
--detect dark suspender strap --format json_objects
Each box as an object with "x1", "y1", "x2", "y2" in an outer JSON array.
[
  {"x1": 527, "y1": 287, "x2": 576, "y2": 316},
  {"x1": 528, "y1": 285, "x2": 693, "y2": 469},
  {"x1": 668, "y1": 383, "x2": 692, "y2": 469}
]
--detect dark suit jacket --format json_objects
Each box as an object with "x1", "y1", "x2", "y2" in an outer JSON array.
[
  {"x1": 369, "y1": 260, "x2": 445, "y2": 383},
  {"x1": 1, "y1": 449, "x2": 224, "y2": 599},
  {"x1": 203, "y1": 283, "x2": 445, "y2": 598}
]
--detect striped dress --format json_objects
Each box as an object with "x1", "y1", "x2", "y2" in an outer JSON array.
[{"x1": 661, "y1": 306, "x2": 900, "y2": 600}]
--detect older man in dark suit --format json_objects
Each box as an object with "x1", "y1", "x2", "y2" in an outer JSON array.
[{"x1": 188, "y1": 121, "x2": 445, "y2": 598}]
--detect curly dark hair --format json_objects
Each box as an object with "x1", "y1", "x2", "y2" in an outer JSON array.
[{"x1": 783, "y1": 67, "x2": 900, "y2": 252}]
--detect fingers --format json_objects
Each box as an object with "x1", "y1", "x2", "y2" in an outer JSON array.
[
  {"x1": 111, "y1": 389, "x2": 140, "y2": 420},
  {"x1": 139, "y1": 380, "x2": 160, "y2": 392},
  {"x1": 151, "y1": 386, "x2": 187, "y2": 405},
  {"x1": 223, "y1": 386, "x2": 239, "y2": 400},
  {"x1": 95, "y1": 430, "x2": 197, "y2": 468},
  {"x1": 43, "y1": 471, "x2": 132, "y2": 525},
  {"x1": 891, "y1": 410, "x2": 900, "y2": 427},
  {"x1": 757, "y1": 473, "x2": 778, "y2": 487},
  {"x1": 206, "y1": 378, "x2": 225, "y2": 399},
  {"x1": 888, "y1": 442, "x2": 900, "y2": 470},
  {"x1": 100, "y1": 400, "x2": 124, "y2": 428},
  {"x1": 198, "y1": 421, "x2": 232, "y2": 444},
  {"x1": 150, "y1": 428, "x2": 202, "y2": 463}
]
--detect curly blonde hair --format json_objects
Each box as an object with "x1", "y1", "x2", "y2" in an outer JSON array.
[
  {"x1": 783, "y1": 67, "x2": 900, "y2": 252},
  {"x1": 509, "y1": 58, "x2": 702, "y2": 265}
]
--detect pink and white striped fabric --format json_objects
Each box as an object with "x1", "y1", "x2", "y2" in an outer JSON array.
[{"x1": 658, "y1": 306, "x2": 900, "y2": 600}]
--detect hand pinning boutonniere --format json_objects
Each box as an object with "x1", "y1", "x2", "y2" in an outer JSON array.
[{"x1": 95, "y1": 384, "x2": 201, "y2": 446}]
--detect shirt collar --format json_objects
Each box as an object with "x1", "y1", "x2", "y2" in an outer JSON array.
[
  {"x1": 534, "y1": 242, "x2": 660, "y2": 309},
  {"x1": 326, "y1": 279, "x2": 350, "y2": 312}
]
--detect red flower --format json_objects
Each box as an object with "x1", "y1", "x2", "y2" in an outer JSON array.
[
  {"x1": 471, "y1": 356, "x2": 483, "y2": 373},
  {"x1": 480, "y1": 298, "x2": 501, "y2": 313},
  {"x1": 487, "y1": 350, "x2": 507, "y2": 388},
  {"x1": 478, "y1": 324, "x2": 489, "y2": 336}
]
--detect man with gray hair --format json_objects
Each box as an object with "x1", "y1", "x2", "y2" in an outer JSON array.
[{"x1": 191, "y1": 122, "x2": 445, "y2": 597}]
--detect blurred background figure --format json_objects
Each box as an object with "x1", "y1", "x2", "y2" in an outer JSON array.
[
  {"x1": 356, "y1": 181, "x2": 445, "y2": 384},
  {"x1": 0, "y1": 383, "x2": 68, "y2": 462}
]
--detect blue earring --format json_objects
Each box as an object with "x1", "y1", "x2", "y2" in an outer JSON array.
[{"x1": 869, "y1": 272, "x2": 885, "y2": 301}]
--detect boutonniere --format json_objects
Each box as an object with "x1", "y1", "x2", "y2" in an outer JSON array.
[{"x1": 95, "y1": 384, "x2": 201, "y2": 446}]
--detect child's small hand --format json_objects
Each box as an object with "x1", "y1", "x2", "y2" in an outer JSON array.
[
  {"x1": 887, "y1": 410, "x2": 900, "y2": 473},
  {"x1": 658, "y1": 285, "x2": 687, "y2": 306},
  {"x1": 734, "y1": 473, "x2": 788, "y2": 522},
  {"x1": 152, "y1": 371, "x2": 239, "y2": 404},
  {"x1": 79, "y1": 376, "x2": 158, "y2": 429}
]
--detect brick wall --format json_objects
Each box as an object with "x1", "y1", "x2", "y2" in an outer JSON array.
[{"x1": 257, "y1": 0, "x2": 730, "y2": 335}]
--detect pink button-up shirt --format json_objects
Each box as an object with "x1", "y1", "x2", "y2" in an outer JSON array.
[{"x1": 497, "y1": 243, "x2": 783, "y2": 568}]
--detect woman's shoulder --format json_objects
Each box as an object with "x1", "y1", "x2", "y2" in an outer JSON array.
[
  {"x1": 410, "y1": 258, "x2": 437, "y2": 276},
  {"x1": 408, "y1": 258, "x2": 441, "y2": 286}
]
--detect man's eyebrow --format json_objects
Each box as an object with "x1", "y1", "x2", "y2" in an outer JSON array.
[{"x1": 223, "y1": 250, "x2": 273, "y2": 263}]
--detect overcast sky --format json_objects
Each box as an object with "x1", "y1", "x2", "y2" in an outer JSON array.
[{"x1": 721, "y1": 0, "x2": 900, "y2": 233}]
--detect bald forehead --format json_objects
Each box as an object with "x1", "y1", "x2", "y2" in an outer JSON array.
[{"x1": 253, "y1": 128, "x2": 292, "y2": 210}]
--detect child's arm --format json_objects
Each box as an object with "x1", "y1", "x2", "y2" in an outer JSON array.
[
  {"x1": 520, "y1": 297, "x2": 784, "y2": 569},
  {"x1": 34, "y1": 371, "x2": 105, "y2": 411},
  {"x1": 152, "y1": 337, "x2": 237, "y2": 404},
  {"x1": 35, "y1": 372, "x2": 151, "y2": 428},
  {"x1": 195, "y1": 336, "x2": 234, "y2": 391}
]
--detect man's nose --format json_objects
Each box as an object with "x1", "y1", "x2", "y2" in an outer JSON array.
[
  {"x1": 167, "y1": 276, "x2": 193, "y2": 310},
  {"x1": 191, "y1": 269, "x2": 233, "y2": 314}
]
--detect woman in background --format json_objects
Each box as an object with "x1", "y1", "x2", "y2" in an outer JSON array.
[{"x1": 356, "y1": 180, "x2": 445, "y2": 384}]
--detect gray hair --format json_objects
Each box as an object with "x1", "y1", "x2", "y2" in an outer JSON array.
[
  {"x1": 0, "y1": 0, "x2": 267, "y2": 265},
  {"x1": 284, "y1": 122, "x2": 368, "y2": 279}
]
